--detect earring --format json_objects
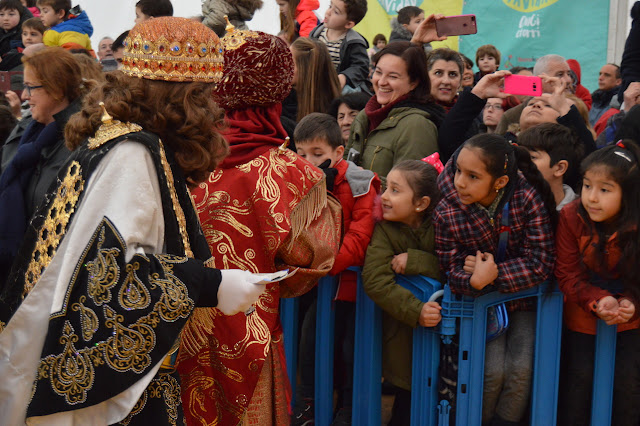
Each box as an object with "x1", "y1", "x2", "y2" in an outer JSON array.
[
  {"x1": 415, "y1": 207, "x2": 421, "y2": 212},
  {"x1": 495, "y1": 187, "x2": 499, "y2": 193}
]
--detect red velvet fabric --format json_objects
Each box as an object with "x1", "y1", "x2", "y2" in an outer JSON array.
[{"x1": 220, "y1": 103, "x2": 288, "y2": 168}]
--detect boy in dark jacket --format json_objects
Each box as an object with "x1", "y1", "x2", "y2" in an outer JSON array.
[
  {"x1": 309, "y1": 0, "x2": 369, "y2": 93},
  {"x1": 293, "y1": 112, "x2": 380, "y2": 425},
  {"x1": 0, "y1": 0, "x2": 32, "y2": 62}
]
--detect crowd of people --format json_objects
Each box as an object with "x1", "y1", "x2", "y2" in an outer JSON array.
[{"x1": 0, "y1": 0, "x2": 638, "y2": 425}]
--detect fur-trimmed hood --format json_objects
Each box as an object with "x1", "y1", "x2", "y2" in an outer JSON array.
[
  {"x1": 389, "y1": 17, "x2": 412, "y2": 42},
  {"x1": 202, "y1": 0, "x2": 263, "y2": 37}
]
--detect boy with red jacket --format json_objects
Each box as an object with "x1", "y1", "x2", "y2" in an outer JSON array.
[{"x1": 293, "y1": 112, "x2": 380, "y2": 424}]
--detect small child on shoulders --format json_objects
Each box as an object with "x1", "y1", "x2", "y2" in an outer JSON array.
[
  {"x1": 293, "y1": 112, "x2": 380, "y2": 425},
  {"x1": 0, "y1": 0, "x2": 31, "y2": 60},
  {"x1": 37, "y1": 0, "x2": 93, "y2": 52},
  {"x1": 308, "y1": 0, "x2": 369, "y2": 93},
  {"x1": 363, "y1": 159, "x2": 441, "y2": 426},
  {"x1": 474, "y1": 44, "x2": 500, "y2": 84},
  {"x1": 134, "y1": 0, "x2": 173, "y2": 25},
  {"x1": 518, "y1": 122, "x2": 583, "y2": 210},
  {"x1": 0, "y1": 16, "x2": 43, "y2": 70},
  {"x1": 390, "y1": 6, "x2": 432, "y2": 53}
]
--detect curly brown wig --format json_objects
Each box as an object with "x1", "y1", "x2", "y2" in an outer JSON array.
[{"x1": 65, "y1": 71, "x2": 228, "y2": 184}]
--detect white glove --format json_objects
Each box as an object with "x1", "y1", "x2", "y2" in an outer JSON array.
[{"x1": 216, "y1": 269, "x2": 267, "y2": 315}]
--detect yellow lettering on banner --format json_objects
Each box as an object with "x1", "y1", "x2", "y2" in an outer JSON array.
[{"x1": 502, "y1": 0, "x2": 559, "y2": 13}]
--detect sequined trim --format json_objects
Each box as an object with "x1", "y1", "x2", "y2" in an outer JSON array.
[
  {"x1": 158, "y1": 139, "x2": 193, "y2": 258},
  {"x1": 88, "y1": 120, "x2": 142, "y2": 150},
  {"x1": 23, "y1": 161, "x2": 84, "y2": 298}
]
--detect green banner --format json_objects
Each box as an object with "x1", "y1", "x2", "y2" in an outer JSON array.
[{"x1": 355, "y1": 0, "x2": 610, "y2": 92}]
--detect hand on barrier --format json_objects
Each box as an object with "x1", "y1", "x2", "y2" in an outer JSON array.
[
  {"x1": 617, "y1": 298, "x2": 636, "y2": 324},
  {"x1": 391, "y1": 252, "x2": 408, "y2": 274},
  {"x1": 463, "y1": 254, "x2": 477, "y2": 274},
  {"x1": 420, "y1": 301, "x2": 442, "y2": 327},
  {"x1": 469, "y1": 251, "x2": 498, "y2": 290},
  {"x1": 217, "y1": 269, "x2": 267, "y2": 315}
]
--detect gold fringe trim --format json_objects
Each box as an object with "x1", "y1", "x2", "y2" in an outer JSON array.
[
  {"x1": 286, "y1": 177, "x2": 327, "y2": 250},
  {"x1": 179, "y1": 307, "x2": 218, "y2": 358}
]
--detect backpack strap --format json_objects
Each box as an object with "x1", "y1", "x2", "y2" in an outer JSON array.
[{"x1": 496, "y1": 201, "x2": 510, "y2": 263}]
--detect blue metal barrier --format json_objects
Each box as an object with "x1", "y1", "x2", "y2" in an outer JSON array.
[
  {"x1": 591, "y1": 320, "x2": 617, "y2": 426},
  {"x1": 281, "y1": 273, "x2": 620, "y2": 426},
  {"x1": 439, "y1": 282, "x2": 564, "y2": 426}
]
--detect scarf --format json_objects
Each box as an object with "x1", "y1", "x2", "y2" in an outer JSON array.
[
  {"x1": 364, "y1": 94, "x2": 409, "y2": 132},
  {"x1": 437, "y1": 95, "x2": 458, "y2": 114},
  {"x1": 219, "y1": 103, "x2": 289, "y2": 168},
  {"x1": 365, "y1": 94, "x2": 446, "y2": 132},
  {"x1": 0, "y1": 119, "x2": 59, "y2": 285}
]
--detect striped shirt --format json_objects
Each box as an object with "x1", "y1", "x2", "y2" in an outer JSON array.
[{"x1": 319, "y1": 27, "x2": 345, "y2": 70}]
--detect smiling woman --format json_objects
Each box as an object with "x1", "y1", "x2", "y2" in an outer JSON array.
[
  {"x1": 0, "y1": 47, "x2": 87, "y2": 267},
  {"x1": 344, "y1": 41, "x2": 444, "y2": 187}
]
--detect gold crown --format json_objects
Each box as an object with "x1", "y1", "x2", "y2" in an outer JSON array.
[{"x1": 121, "y1": 17, "x2": 223, "y2": 83}]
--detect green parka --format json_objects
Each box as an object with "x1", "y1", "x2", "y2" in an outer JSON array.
[
  {"x1": 344, "y1": 107, "x2": 438, "y2": 188},
  {"x1": 362, "y1": 218, "x2": 441, "y2": 390}
]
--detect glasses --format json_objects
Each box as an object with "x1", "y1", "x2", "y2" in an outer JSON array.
[
  {"x1": 23, "y1": 84, "x2": 43, "y2": 96},
  {"x1": 484, "y1": 103, "x2": 503, "y2": 111}
]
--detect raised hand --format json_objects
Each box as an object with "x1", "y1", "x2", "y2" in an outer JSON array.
[{"x1": 411, "y1": 13, "x2": 447, "y2": 45}]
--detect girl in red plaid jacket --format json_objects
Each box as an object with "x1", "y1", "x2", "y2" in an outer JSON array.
[{"x1": 433, "y1": 134, "x2": 557, "y2": 425}]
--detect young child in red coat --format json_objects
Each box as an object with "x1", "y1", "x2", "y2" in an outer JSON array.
[
  {"x1": 293, "y1": 112, "x2": 380, "y2": 425},
  {"x1": 555, "y1": 141, "x2": 640, "y2": 425}
]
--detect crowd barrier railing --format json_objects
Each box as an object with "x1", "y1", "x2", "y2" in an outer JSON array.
[{"x1": 280, "y1": 269, "x2": 619, "y2": 426}]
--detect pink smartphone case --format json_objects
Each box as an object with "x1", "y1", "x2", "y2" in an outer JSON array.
[
  {"x1": 435, "y1": 15, "x2": 477, "y2": 37},
  {"x1": 503, "y1": 75, "x2": 543, "y2": 97}
]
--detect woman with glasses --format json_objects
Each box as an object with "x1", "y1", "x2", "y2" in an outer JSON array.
[
  {"x1": 0, "y1": 46, "x2": 88, "y2": 282},
  {"x1": 482, "y1": 98, "x2": 506, "y2": 134}
]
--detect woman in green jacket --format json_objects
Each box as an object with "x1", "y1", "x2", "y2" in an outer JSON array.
[{"x1": 345, "y1": 41, "x2": 444, "y2": 188}]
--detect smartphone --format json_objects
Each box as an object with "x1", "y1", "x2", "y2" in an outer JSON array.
[
  {"x1": 435, "y1": 15, "x2": 477, "y2": 37},
  {"x1": 503, "y1": 75, "x2": 543, "y2": 97}
]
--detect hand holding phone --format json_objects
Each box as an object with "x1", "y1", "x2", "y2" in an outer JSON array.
[
  {"x1": 503, "y1": 75, "x2": 543, "y2": 97},
  {"x1": 435, "y1": 15, "x2": 477, "y2": 37}
]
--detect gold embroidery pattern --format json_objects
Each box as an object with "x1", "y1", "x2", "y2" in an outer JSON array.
[
  {"x1": 149, "y1": 255, "x2": 195, "y2": 322},
  {"x1": 71, "y1": 296, "x2": 99, "y2": 341},
  {"x1": 103, "y1": 305, "x2": 155, "y2": 373},
  {"x1": 38, "y1": 322, "x2": 95, "y2": 404},
  {"x1": 37, "y1": 223, "x2": 195, "y2": 406},
  {"x1": 23, "y1": 161, "x2": 85, "y2": 298},
  {"x1": 86, "y1": 226, "x2": 121, "y2": 306},
  {"x1": 0, "y1": 320, "x2": 5, "y2": 333},
  {"x1": 120, "y1": 373, "x2": 181, "y2": 426},
  {"x1": 119, "y1": 262, "x2": 151, "y2": 310},
  {"x1": 158, "y1": 139, "x2": 193, "y2": 258},
  {"x1": 119, "y1": 388, "x2": 147, "y2": 425},
  {"x1": 181, "y1": 149, "x2": 324, "y2": 359}
]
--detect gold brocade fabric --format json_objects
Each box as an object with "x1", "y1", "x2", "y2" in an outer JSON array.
[{"x1": 177, "y1": 147, "x2": 341, "y2": 426}]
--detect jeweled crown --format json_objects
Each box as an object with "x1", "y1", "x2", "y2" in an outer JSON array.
[{"x1": 121, "y1": 17, "x2": 223, "y2": 83}]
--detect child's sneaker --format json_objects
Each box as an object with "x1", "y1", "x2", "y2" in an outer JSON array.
[{"x1": 292, "y1": 397, "x2": 314, "y2": 426}]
